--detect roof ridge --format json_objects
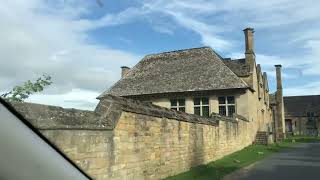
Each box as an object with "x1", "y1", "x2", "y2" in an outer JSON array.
[{"x1": 144, "y1": 46, "x2": 211, "y2": 58}]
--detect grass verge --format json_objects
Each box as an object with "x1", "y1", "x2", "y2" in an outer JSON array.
[
  {"x1": 165, "y1": 140, "x2": 297, "y2": 180},
  {"x1": 284, "y1": 135, "x2": 320, "y2": 143}
]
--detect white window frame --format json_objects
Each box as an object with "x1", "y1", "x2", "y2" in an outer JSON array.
[
  {"x1": 218, "y1": 96, "x2": 236, "y2": 117},
  {"x1": 170, "y1": 99, "x2": 185, "y2": 112},
  {"x1": 194, "y1": 97, "x2": 210, "y2": 117}
]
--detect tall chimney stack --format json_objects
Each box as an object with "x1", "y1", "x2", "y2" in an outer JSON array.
[
  {"x1": 275, "y1": 64, "x2": 285, "y2": 141},
  {"x1": 275, "y1": 65, "x2": 283, "y2": 91},
  {"x1": 243, "y1": 27, "x2": 255, "y2": 54},
  {"x1": 242, "y1": 28, "x2": 256, "y2": 90},
  {"x1": 243, "y1": 28, "x2": 255, "y2": 72},
  {"x1": 121, "y1": 66, "x2": 130, "y2": 78}
]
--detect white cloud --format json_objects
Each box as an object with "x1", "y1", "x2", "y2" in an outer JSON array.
[
  {"x1": 146, "y1": 0, "x2": 233, "y2": 51},
  {"x1": 163, "y1": 11, "x2": 232, "y2": 50},
  {"x1": 83, "y1": 0, "x2": 233, "y2": 51},
  {"x1": 299, "y1": 40, "x2": 320, "y2": 76},
  {"x1": 86, "y1": 0, "x2": 320, "y2": 95},
  {"x1": 284, "y1": 81, "x2": 320, "y2": 96},
  {"x1": 26, "y1": 88, "x2": 100, "y2": 110},
  {"x1": 3, "y1": 0, "x2": 320, "y2": 107},
  {"x1": 0, "y1": 0, "x2": 140, "y2": 109}
]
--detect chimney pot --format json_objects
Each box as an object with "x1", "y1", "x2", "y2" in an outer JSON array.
[{"x1": 121, "y1": 66, "x2": 130, "y2": 78}]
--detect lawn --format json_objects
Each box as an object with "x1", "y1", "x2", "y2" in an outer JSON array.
[{"x1": 165, "y1": 137, "x2": 309, "y2": 180}]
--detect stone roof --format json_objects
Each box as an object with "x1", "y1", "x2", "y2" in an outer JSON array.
[
  {"x1": 284, "y1": 95, "x2": 320, "y2": 117},
  {"x1": 99, "y1": 47, "x2": 248, "y2": 98},
  {"x1": 223, "y1": 58, "x2": 250, "y2": 77}
]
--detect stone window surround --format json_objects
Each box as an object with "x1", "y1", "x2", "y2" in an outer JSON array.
[
  {"x1": 193, "y1": 97, "x2": 210, "y2": 117},
  {"x1": 218, "y1": 96, "x2": 236, "y2": 117}
]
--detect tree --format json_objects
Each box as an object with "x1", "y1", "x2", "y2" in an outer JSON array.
[{"x1": 1, "y1": 74, "x2": 53, "y2": 102}]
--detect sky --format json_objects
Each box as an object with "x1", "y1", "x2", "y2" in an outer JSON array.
[{"x1": 1, "y1": 0, "x2": 320, "y2": 110}]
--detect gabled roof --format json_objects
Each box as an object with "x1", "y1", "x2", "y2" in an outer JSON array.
[
  {"x1": 223, "y1": 58, "x2": 250, "y2": 77},
  {"x1": 284, "y1": 95, "x2": 320, "y2": 117},
  {"x1": 99, "y1": 47, "x2": 248, "y2": 98}
]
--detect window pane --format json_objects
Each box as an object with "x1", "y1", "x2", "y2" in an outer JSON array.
[
  {"x1": 202, "y1": 106, "x2": 209, "y2": 117},
  {"x1": 178, "y1": 99, "x2": 185, "y2": 106},
  {"x1": 194, "y1": 107, "x2": 200, "y2": 115},
  {"x1": 227, "y1": 96, "x2": 235, "y2": 104},
  {"x1": 194, "y1": 98, "x2": 200, "y2": 105},
  {"x1": 228, "y1": 105, "x2": 235, "y2": 117},
  {"x1": 170, "y1": 99, "x2": 177, "y2": 106},
  {"x1": 219, "y1": 106, "x2": 226, "y2": 116},
  {"x1": 202, "y1": 98, "x2": 209, "y2": 105},
  {"x1": 179, "y1": 107, "x2": 185, "y2": 112},
  {"x1": 218, "y1": 97, "x2": 225, "y2": 104}
]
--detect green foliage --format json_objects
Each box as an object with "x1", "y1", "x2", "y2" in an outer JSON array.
[{"x1": 1, "y1": 74, "x2": 52, "y2": 102}]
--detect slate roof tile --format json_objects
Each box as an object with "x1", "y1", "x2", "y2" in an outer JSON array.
[
  {"x1": 99, "y1": 47, "x2": 249, "y2": 98},
  {"x1": 284, "y1": 95, "x2": 320, "y2": 117},
  {"x1": 222, "y1": 58, "x2": 250, "y2": 77}
]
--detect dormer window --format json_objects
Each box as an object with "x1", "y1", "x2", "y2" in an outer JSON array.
[{"x1": 170, "y1": 99, "x2": 185, "y2": 112}]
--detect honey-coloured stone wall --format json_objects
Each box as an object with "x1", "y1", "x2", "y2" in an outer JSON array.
[{"x1": 12, "y1": 95, "x2": 259, "y2": 180}]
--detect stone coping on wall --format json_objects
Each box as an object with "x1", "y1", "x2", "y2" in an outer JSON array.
[
  {"x1": 10, "y1": 95, "x2": 247, "y2": 130},
  {"x1": 10, "y1": 102, "x2": 111, "y2": 130},
  {"x1": 233, "y1": 114, "x2": 250, "y2": 122},
  {"x1": 95, "y1": 95, "x2": 244, "y2": 128}
]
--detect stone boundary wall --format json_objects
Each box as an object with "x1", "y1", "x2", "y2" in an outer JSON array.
[
  {"x1": 12, "y1": 95, "x2": 255, "y2": 180},
  {"x1": 11, "y1": 102, "x2": 111, "y2": 130}
]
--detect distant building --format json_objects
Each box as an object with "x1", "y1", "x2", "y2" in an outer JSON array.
[{"x1": 284, "y1": 95, "x2": 320, "y2": 136}]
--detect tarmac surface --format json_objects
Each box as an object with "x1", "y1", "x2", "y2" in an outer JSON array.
[{"x1": 223, "y1": 143, "x2": 320, "y2": 180}]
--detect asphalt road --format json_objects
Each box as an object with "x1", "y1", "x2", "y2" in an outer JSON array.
[{"x1": 223, "y1": 143, "x2": 320, "y2": 180}]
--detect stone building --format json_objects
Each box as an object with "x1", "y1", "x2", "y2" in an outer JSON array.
[
  {"x1": 0, "y1": 27, "x2": 288, "y2": 180},
  {"x1": 283, "y1": 95, "x2": 320, "y2": 136},
  {"x1": 99, "y1": 28, "x2": 281, "y2": 136}
]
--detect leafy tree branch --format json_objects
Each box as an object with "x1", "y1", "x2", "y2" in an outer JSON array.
[{"x1": 1, "y1": 74, "x2": 53, "y2": 102}]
